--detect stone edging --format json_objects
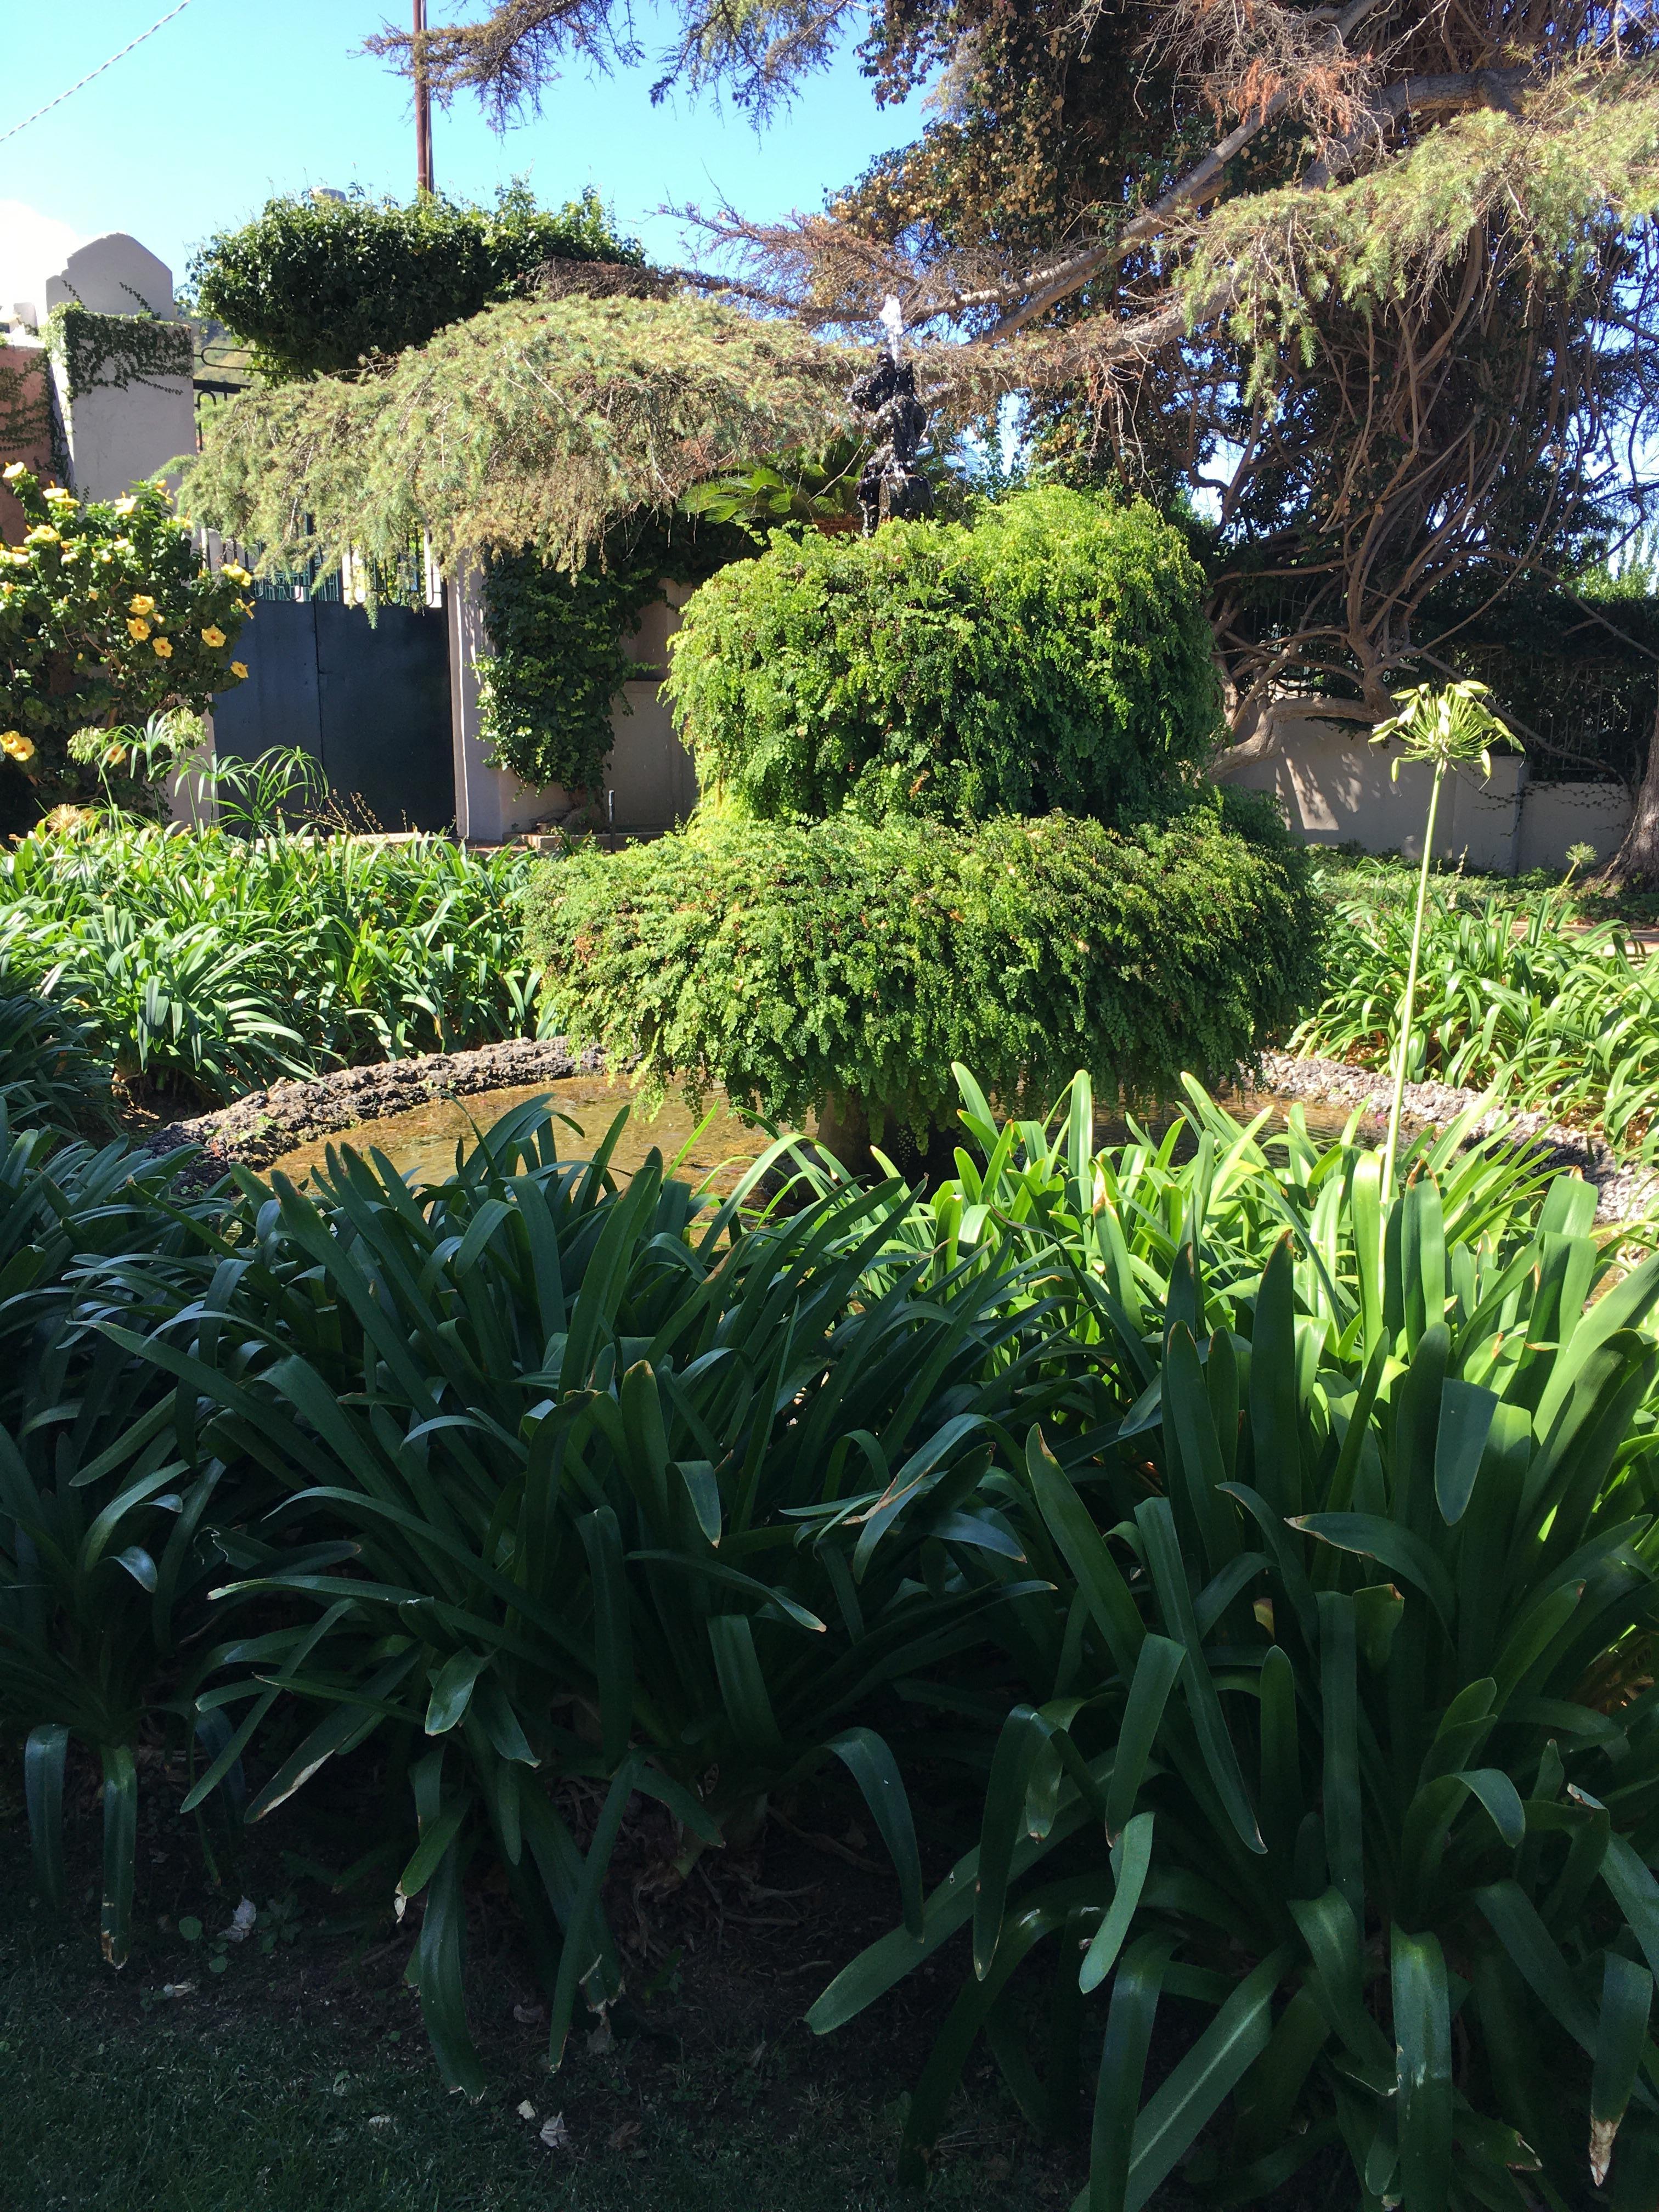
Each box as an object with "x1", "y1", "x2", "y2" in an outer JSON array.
[
  {"x1": 142, "y1": 1039, "x2": 1657, "y2": 1226},
  {"x1": 142, "y1": 1038, "x2": 606, "y2": 1180}
]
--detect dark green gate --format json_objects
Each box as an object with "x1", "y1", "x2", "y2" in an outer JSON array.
[{"x1": 211, "y1": 594, "x2": 454, "y2": 832}]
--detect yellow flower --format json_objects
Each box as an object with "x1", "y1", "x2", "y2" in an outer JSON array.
[
  {"x1": 127, "y1": 617, "x2": 151, "y2": 642},
  {"x1": 1, "y1": 730, "x2": 36, "y2": 764},
  {"x1": 42, "y1": 485, "x2": 75, "y2": 505},
  {"x1": 152, "y1": 636, "x2": 173, "y2": 659},
  {"x1": 112, "y1": 496, "x2": 137, "y2": 516},
  {"x1": 222, "y1": 562, "x2": 251, "y2": 584},
  {"x1": 230, "y1": 661, "x2": 249, "y2": 681},
  {"x1": 201, "y1": 624, "x2": 225, "y2": 648},
  {"x1": 24, "y1": 524, "x2": 58, "y2": 545},
  {"x1": 105, "y1": 743, "x2": 128, "y2": 769},
  {"x1": 128, "y1": 594, "x2": 156, "y2": 616},
  {"x1": 1, "y1": 461, "x2": 24, "y2": 482}
]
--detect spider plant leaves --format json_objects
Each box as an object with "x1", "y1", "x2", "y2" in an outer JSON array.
[
  {"x1": 415, "y1": 1832, "x2": 487, "y2": 2100},
  {"x1": 397, "y1": 1800, "x2": 470, "y2": 1906},
  {"x1": 1134, "y1": 1496, "x2": 1263, "y2": 1855},
  {"x1": 1103, "y1": 1634, "x2": 1184, "y2": 1845},
  {"x1": 1024, "y1": 1427, "x2": 1143, "y2": 1678},
  {"x1": 826, "y1": 1727, "x2": 924, "y2": 1940},
  {"x1": 1392, "y1": 1927, "x2": 1454, "y2": 2212},
  {"x1": 578, "y1": 1506, "x2": 633, "y2": 1766},
  {"x1": 547, "y1": 1756, "x2": 647, "y2": 2073},
  {"x1": 1590, "y1": 1952, "x2": 1653, "y2": 2187},
  {"x1": 99, "y1": 1743, "x2": 137, "y2": 1970},
  {"x1": 425, "y1": 1650, "x2": 490, "y2": 1736},
  {"x1": 1087, "y1": 1931, "x2": 1177, "y2": 2212},
  {"x1": 1111, "y1": 1945, "x2": 1291, "y2": 2212},
  {"x1": 1476, "y1": 1881, "x2": 1601, "y2": 2056},
  {"x1": 1292, "y1": 1514, "x2": 1457, "y2": 1631},
  {"x1": 974, "y1": 1704, "x2": 1057, "y2": 1977},
  {"x1": 1247, "y1": 1235, "x2": 1302, "y2": 1518},
  {"x1": 815, "y1": 1075, "x2": 1659, "y2": 2208},
  {"x1": 1079, "y1": 1812, "x2": 1154, "y2": 1994},
  {"x1": 808, "y1": 1788, "x2": 1106, "y2": 2034},
  {"x1": 23, "y1": 1721, "x2": 68, "y2": 1911},
  {"x1": 1434, "y1": 1378, "x2": 1499, "y2": 1525}
]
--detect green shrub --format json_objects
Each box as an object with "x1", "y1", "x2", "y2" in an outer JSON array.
[
  {"x1": 189, "y1": 184, "x2": 640, "y2": 382},
  {"x1": 42, "y1": 1099, "x2": 1069, "y2": 2084},
  {"x1": 0, "y1": 991, "x2": 114, "y2": 1131},
  {"x1": 817, "y1": 1123, "x2": 1659, "y2": 2210},
  {"x1": 0, "y1": 1116, "x2": 243, "y2": 1965},
  {"x1": 0, "y1": 469, "x2": 251, "y2": 820},
  {"x1": 524, "y1": 797, "x2": 1321, "y2": 1141},
  {"x1": 663, "y1": 487, "x2": 1222, "y2": 827}
]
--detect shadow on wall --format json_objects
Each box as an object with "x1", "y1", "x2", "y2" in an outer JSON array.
[{"x1": 1215, "y1": 716, "x2": 1630, "y2": 875}]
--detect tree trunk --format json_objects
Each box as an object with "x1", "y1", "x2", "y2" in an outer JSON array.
[{"x1": 1596, "y1": 695, "x2": 1659, "y2": 890}]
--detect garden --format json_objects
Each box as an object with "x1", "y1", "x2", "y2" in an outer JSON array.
[{"x1": 10, "y1": 9, "x2": 1659, "y2": 2211}]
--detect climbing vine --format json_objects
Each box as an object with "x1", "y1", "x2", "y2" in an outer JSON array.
[
  {"x1": 476, "y1": 512, "x2": 750, "y2": 795},
  {"x1": 47, "y1": 304, "x2": 194, "y2": 402},
  {"x1": 0, "y1": 353, "x2": 53, "y2": 454}
]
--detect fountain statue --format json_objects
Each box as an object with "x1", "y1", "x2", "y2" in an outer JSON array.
[{"x1": 848, "y1": 295, "x2": 933, "y2": 534}]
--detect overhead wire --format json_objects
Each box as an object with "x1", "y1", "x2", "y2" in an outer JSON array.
[{"x1": 0, "y1": 0, "x2": 200, "y2": 149}]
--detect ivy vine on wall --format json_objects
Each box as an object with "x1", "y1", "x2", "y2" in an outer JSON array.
[
  {"x1": 47, "y1": 305, "x2": 194, "y2": 402},
  {"x1": 0, "y1": 354, "x2": 53, "y2": 455},
  {"x1": 476, "y1": 512, "x2": 749, "y2": 796}
]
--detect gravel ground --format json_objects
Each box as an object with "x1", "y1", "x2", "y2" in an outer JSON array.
[{"x1": 1259, "y1": 1049, "x2": 1659, "y2": 1223}]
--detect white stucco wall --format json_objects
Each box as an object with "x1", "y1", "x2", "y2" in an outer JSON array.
[
  {"x1": 1215, "y1": 716, "x2": 1630, "y2": 874},
  {"x1": 448, "y1": 574, "x2": 698, "y2": 842},
  {"x1": 42, "y1": 233, "x2": 196, "y2": 503}
]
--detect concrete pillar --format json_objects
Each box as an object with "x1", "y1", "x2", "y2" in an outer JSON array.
[
  {"x1": 42, "y1": 234, "x2": 196, "y2": 503},
  {"x1": 447, "y1": 563, "x2": 570, "y2": 842},
  {"x1": 447, "y1": 571, "x2": 700, "y2": 843}
]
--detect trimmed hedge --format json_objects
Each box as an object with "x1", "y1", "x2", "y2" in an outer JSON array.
[
  {"x1": 662, "y1": 487, "x2": 1222, "y2": 828},
  {"x1": 189, "y1": 185, "x2": 637, "y2": 383},
  {"x1": 526, "y1": 795, "x2": 1321, "y2": 1141}
]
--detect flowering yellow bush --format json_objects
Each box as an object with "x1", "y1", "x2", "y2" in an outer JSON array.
[{"x1": 0, "y1": 467, "x2": 250, "y2": 816}]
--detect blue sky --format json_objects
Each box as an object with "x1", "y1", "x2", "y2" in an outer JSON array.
[{"x1": 0, "y1": 0, "x2": 929, "y2": 303}]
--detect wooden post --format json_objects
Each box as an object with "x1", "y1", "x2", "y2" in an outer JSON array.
[{"x1": 413, "y1": 0, "x2": 434, "y2": 195}]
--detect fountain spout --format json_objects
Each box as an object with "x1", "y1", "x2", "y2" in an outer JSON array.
[{"x1": 849, "y1": 299, "x2": 933, "y2": 534}]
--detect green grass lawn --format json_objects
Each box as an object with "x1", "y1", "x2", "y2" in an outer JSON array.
[{"x1": 0, "y1": 1795, "x2": 1074, "y2": 2212}]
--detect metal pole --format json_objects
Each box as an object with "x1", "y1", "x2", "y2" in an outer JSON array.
[{"x1": 413, "y1": 0, "x2": 433, "y2": 195}]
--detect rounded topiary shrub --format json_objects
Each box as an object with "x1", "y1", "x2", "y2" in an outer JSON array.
[
  {"x1": 526, "y1": 794, "x2": 1321, "y2": 1144},
  {"x1": 662, "y1": 487, "x2": 1222, "y2": 828}
]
